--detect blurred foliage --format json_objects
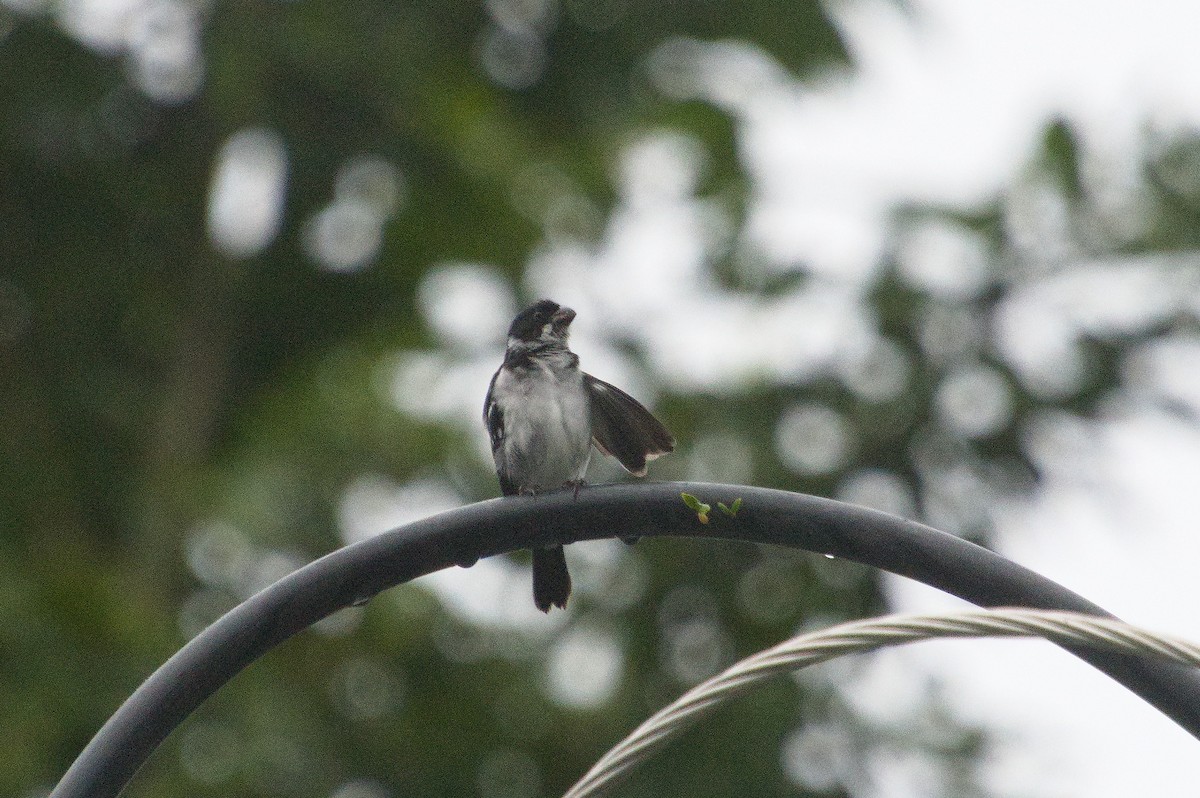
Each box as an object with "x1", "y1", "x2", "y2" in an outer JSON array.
[{"x1": 3, "y1": 1, "x2": 1199, "y2": 797}]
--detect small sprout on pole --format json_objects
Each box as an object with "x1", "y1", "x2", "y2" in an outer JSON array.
[
  {"x1": 717, "y1": 498, "x2": 743, "y2": 518},
  {"x1": 680, "y1": 492, "x2": 711, "y2": 523}
]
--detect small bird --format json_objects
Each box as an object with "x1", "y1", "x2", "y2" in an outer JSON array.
[{"x1": 484, "y1": 299, "x2": 675, "y2": 612}]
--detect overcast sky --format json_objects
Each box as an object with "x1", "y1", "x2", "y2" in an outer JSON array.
[{"x1": 765, "y1": 1, "x2": 1200, "y2": 794}]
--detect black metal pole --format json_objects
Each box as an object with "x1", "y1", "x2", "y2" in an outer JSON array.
[{"x1": 50, "y1": 483, "x2": 1200, "y2": 798}]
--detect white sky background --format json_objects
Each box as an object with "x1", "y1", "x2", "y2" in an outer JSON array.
[
  {"x1": 735, "y1": 1, "x2": 1200, "y2": 795},
  {"x1": 885, "y1": 414, "x2": 1200, "y2": 797}
]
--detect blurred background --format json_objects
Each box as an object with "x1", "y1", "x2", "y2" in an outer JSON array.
[{"x1": 5, "y1": 0, "x2": 1200, "y2": 795}]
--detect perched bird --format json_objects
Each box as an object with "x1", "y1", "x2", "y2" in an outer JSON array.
[{"x1": 484, "y1": 299, "x2": 675, "y2": 612}]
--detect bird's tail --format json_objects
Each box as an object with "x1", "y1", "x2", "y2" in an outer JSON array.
[{"x1": 532, "y1": 545, "x2": 571, "y2": 612}]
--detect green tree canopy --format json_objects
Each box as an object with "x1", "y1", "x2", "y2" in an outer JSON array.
[{"x1": 3, "y1": 2, "x2": 1198, "y2": 796}]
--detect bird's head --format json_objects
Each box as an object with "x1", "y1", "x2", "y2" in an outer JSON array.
[{"x1": 507, "y1": 299, "x2": 576, "y2": 350}]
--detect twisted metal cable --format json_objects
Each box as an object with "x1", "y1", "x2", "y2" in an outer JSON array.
[{"x1": 562, "y1": 608, "x2": 1200, "y2": 798}]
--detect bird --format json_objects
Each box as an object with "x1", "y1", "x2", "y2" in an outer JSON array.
[{"x1": 484, "y1": 299, "x2": 675, "y2": 612}]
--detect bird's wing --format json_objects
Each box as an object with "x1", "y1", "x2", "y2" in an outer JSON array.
[
  {"x1": 585, "y1": 373, "x2": 675, "y2": 476},
  {"x1": 484, "y1": 368, "x2": 520, "y2": 496},
  {"x1": 484, "y1": 368, "x2": 505, "y2": 452}
]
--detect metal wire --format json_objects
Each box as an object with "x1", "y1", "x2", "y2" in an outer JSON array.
[{"x1": 562, "y1": 608, "x2": 1200, "y2": 798}]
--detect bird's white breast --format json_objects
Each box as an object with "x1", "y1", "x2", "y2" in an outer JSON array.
[{"x1": 493, "y1": 356, "x2": 592, "y2": 489}]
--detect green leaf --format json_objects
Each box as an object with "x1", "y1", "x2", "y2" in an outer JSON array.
[
  {"x1": 681, "y1": 492, "x2": 711, "y2": 523},
  {"x1": 717, "y1": 497, "x2": 743, "y2": 518}
]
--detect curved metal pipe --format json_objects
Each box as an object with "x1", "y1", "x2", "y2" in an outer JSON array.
[{"x1": 51, "y1": 483, "x2": 1200, "y2": 798}]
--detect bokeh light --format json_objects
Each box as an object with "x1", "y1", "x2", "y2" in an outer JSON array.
[
  {"x1": 935, "y1": 364, "x2": 1013, "y2": 439},
  {"x1": 546, "y1": 624, "x2": 624, "y2": 708},
  {"x1": 337, "y1": 474, "x2": 464, "y2": 547},
  {"x1": 657, "y1": 585, "x2": 732, "y2": 684},
  {"x1": 775, "y1": 404, "x2": 854, "y2": 476},
  {"x1": 477, "y1": 24, "x2": 545, "y2": 91},
  {"x1": 206, "y1": 128, "x2": 289, "y2": 260},
  {"x1": 1124, "y1": 334, "x2": 1200, "y2": 414},
  {"x1": 568, "y1": 539, "x2": 648, "y2": 612},
  {"x1": 836, "y1": 468, "x2": 917, "y2": 520},
  {"x1": 185, "y1": 519, "x2": 254, "y2": 591},
  {"x1": 418, "y1": 264, "x2": 516, "y2": 353},
  {"x1": 836, "y1": 336, "x2": 911, "y2": 403},
  {"x1": 306, "y1": 156, "x2": 403, "y2": 273},
  {"x1": 780, "y1": 722, "x2": 855, "y2": 792},
  {"x1": 736, "y1": 557, "x2": 805, "y2": 625},
  {"x1": 330, "y1": 656, "x2": 405, "y2": 721},
  {"x1": 896, "y1": 218, "x2": 990, "y2": 301},
  {"x1": 126, "y1": 0, "x2": 204, "y2": 103},
  {"x1": 686, "y1": 432, "x2": 756, "y2": 484}
]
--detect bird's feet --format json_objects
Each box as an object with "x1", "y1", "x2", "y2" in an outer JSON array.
[{"x1": 563, "y1": 479, "x2": 585, "y2": 500}]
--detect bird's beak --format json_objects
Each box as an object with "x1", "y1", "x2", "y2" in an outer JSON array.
[{"x1": 551, "y1": 306, "x2": 576, "y2": 329}]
